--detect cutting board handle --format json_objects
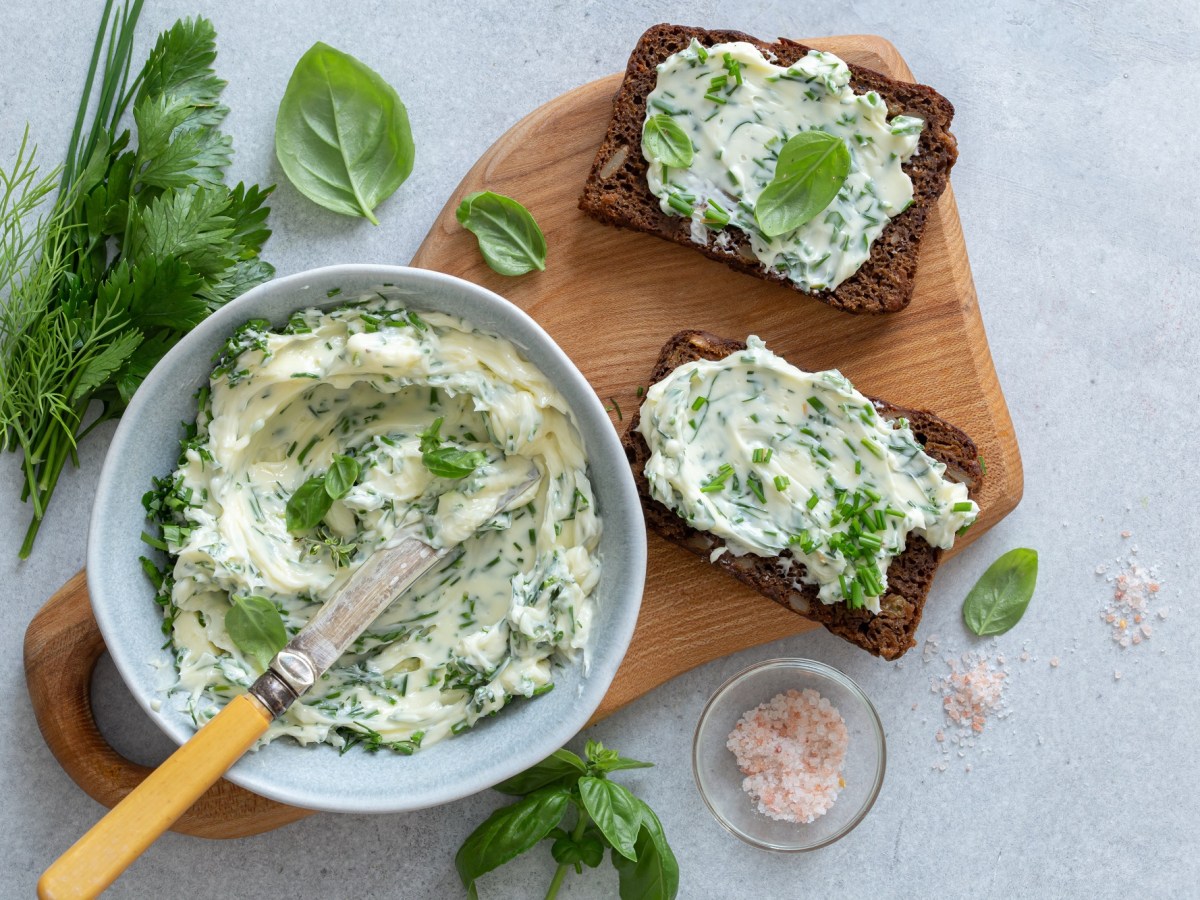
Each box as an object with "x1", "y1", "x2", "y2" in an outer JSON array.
[{"x1": 23, "y1": 570, "x2": 312, "y2": 840}]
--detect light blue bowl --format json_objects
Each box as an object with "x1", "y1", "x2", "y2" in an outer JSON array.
[{"x1": 88, "y1": 265, "x2": 646, "y2": 814}]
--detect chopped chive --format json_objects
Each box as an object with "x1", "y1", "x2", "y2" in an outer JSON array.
[
  {"x1": 860, "y1": 438, "x2": 885, "y2": 459},
  {"x1": 806, "y1": 491, "x2": 820, "y2": 510},
  {"x1": 774, "y1": 475, "x2": 789, "y2": 492},
  {"x1": 807, "y1": 396, "x2": 827, "y2": 413},
  {"x1": 747, "y1": 473, "x2": 766, "y2": 504},
  {"x1": 751, "y1": 447, "x2": 773, "y2": 464},
  {"x1": 704, "y1": 92, "x2": 728, "y2": 105},
  {"x1": 952, "y1": 501, "x2": 974, "y2": 512},
  {"x1": 700, "y1": 463, "x2": 735, "y2": 493},
  {"x1": 691, "y1": 396, "x2": 708, "y2": 411},
  {"x1": 667, "y1": 193, "x2": 694, "y2": 215},
  {"x1": 607, "y1": 397, "x2": 623, "y2": 421}
]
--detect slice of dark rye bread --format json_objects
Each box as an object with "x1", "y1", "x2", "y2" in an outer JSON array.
[
  {"x1": 579, "y1": 24, "x2": 958, "y2": 315},
  {"x1": 623, "y1": 331, "x2": 983, "y2": 660}
]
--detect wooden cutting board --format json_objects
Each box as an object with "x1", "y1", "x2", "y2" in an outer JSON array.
[
  {"x1": 24, "y1": 35, "x2": 1021, "y2": 838},
  {"x1": 410, "y1": 37, "x2": 1023, "y2": 716}
]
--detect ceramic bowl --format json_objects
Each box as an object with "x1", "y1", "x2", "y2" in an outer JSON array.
[
  {"x1": 88, "y1": 265, "x2": 646, "y2": 813},
  {"x1": 693, "y1": 658, "x2": 885, "y2": 851}
]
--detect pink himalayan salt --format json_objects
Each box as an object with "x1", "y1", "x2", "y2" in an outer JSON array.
[{"x1": 726, "y1": 688, "x2": 848, "y2": 824}]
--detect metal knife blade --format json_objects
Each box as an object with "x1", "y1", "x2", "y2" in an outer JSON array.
[{"x1": 248, "y1": 468, "x2": 541, "y2": 718}]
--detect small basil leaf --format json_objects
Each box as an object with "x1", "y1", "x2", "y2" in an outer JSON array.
[
  {"x1": 286, "y1": 475, "x2": 333, "y2": 532},
  {"x1": 586, "y1": 740, "x2": 654, "y2": 774},
  {"x1": 963, "y1": 548, "x2": 1038, "y2": 636},
  {"x1": 642, "y1": 114, "x2": 694, "y2": 168},
  {"x1": 275, "y1": 42, "x2": 414, "y2": 224},
  {"x1": 422, "y1": 446, "x2": 486, "y2": 480},
  {"x1": 454, "y1": 787, "x2": 571, "y2": 897},
  {"x1": 612, "y1": 800, "x2": 679, "y2": 900},
  {"x1": 579, "y1": 776, "x2": 641, "y2": 862},
  {"x1": 456, "y1": 191, "x2": 547, "y2": 276},
  {"x1": 418, "y1": 416, "x2": 444, "y2": 454},
  {"x1": 493, "y1": 748, "x2": 587, "y2": 796},
  {"x1": 754, "y1": 131, "x2": 851, "y2": 238},
  {"x1": 225, "y1": 595, "x2": 287, "y2": 671},
  {"x1": 324, "y1": 453, "x2": 360, "y2": 500}
]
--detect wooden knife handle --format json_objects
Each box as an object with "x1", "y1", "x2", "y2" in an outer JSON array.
[
  {"x1": 23, "y1": 570, "x2": 313, "y2": 840},
  {"x1": 39, "y1": 693, "x2": 272, "y2": 899}
]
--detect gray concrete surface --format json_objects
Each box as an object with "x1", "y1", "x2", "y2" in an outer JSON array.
[{"x1": 2, "y1": 1, "x2": 1197, "y2": 897}]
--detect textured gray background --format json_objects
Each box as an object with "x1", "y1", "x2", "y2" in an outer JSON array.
[{"x1": 2, "y1": 1, "x2": 1198, "y2": 898}]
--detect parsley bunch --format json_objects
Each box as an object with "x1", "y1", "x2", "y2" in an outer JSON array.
[
  {"x1": 456, "y1": 741, "x2": 679, "y2": 899},
  {"x1": 0, "y1": 0, "x2": 273, "y2": 557}
]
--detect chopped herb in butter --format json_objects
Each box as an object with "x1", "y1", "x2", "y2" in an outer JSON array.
[
  {"x1": 144, "y1": 300, "x2": 602, "y2": 753},
  {"x1": 636, "y1": 336, "x2": 976, "y2": 612},
  {"x1": 643, "y1": 40, "x2": 924, "y2": 292}
]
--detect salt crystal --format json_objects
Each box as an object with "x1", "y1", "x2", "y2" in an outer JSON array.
[
  {"x1": 1050, "y1": 657, "x2": 1060, "y2": 668},
  {"x1": 1114, "y1": 670, "x2": 1122, "y2": 680},
  {"x1": 727, "y1": 689, "x2": 847, "y2": 824}
]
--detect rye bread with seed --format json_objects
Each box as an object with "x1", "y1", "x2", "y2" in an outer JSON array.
[
  {"x1": 624, "y1": 331, "x2": 983, "y2": 659},
  {"x1": 579, "y1": 24, "x2": 958, "y2": 315}
]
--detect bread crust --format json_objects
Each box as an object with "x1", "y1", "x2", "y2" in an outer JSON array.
[
  {"x1": 623, "y1": 331, "x2": 983, "y2": 659},
  {"x1": 579, "y1": 24, "x2": 958, "y2": 315}
]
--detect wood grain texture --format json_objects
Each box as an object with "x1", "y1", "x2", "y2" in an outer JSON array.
[
  {"x1": 412, "y1": 35, "x2": 1023, "y2": 720},
  {"x1": 23, "y1": 574, "x2": 312, "y2": 838},
  {"x1": 24, "y1": 36, "x2": 1020, "y2": 837}
]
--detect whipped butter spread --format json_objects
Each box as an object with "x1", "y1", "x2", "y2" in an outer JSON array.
[
  {"x1": 643, "y1": 40, "x2": 925, "y2": 291},
  {"x1": 637, "y1": 337, "x2": 976, "y2": 613},
  {"x1": 151, "y1": 300, "x2": 602, "y2": 752}
]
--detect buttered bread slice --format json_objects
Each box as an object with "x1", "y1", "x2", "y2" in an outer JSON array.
[{"x1": 623, "y1": 331, "x2": 983, "y2": 659}]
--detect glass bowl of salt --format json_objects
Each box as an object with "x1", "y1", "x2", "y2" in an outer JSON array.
[{"x1": 693, "y1": 658, "x2": 886, "y2": 851}]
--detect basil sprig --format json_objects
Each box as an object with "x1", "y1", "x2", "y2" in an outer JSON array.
[
  {"x1": 275, "y1": 42, "x2": 415, "y2": 224},
  {"x1": 419, "y1": 417, "x2": 486, "y2": 479},
  {"x1": 285, "y1": 453, "x2": 360, "y2": 532},
  {"x1": 642, "y1": 114, "x2": 694, "y2": 168},
  {"x1": 962, "y1": 548, "x2": 1039, "y2": 636},
  {"x1": 225, "y1": 595, "x2": 287, "y2": 671},
  {"x1": 456, "y1": 191, "x2": 547, "y2": 276},
  {"x1": 755, "y1": 131, "x2": 851, "y2": 237},
  {"x1": 456, "y1": 740, "x2": 678, "y2": 899}
]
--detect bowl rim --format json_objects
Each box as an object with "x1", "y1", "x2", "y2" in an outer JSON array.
[
  {"x1": 87, "y1": 263, "x2": 647, "y2": 813},
  {"x1": 692, "y1": 656, "x2": 886, "y2": 852}
]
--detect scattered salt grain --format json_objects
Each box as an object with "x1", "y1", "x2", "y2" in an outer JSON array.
[
  {"x1": 1049, "y1": 657, "x2": 1060, "y2": 668},
  {"x1": 726, "y1": 689, "x2": 848, "y2": 824},
  {"x1": 1099, "y1": 558, "x2": 1164, "y2": 648}
]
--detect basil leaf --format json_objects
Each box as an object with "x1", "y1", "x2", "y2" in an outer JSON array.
[
  {"x1": 552, "y1": 830, "x2": 605, "y2": 868},
  {"x1": 599, "y1": 757, "x2": 655, "y2": 773},
  {"x1": 285, "y1": 475, "x2": 333, "y2": 532},
  {"x1": 754, "y1": 131, "x2": 851, "y2": 237},
  {"x1": 586, "y1": 740, "x2": 654, "y2": 774},
  {"x1": 494, "y1": 748, "x2": 587, "y2": 796},
  {"x1": 455, "y1": 787, "x2": 571, "y2": 897},
  {"x1": 324, "y1": 453, "x2": 360, "y2": 500},
  {"x1": 456, "y1": 191, "x2": 547, "y2": 276},
  {"x1": 612, "y1": 800, "x2": 679, "y2": 900},
  {"x1": 642, "y1": 114, "x2": 694, "y2": 168},
  {"x1": 579, "y1": 776, "x2": 641, "y2": 862},
  {"x1": 423, "y1": 446, "x2": 486, "y2": 479},
  {"x1": 963, "y1": 548, "x2": 1039, "y2": 636},
  {"x1": 225, "y1": 595, "x2": 287, "y2": 671},
  {"x1": 275, "y1": 42, "x2": 414, "y2": 224}
]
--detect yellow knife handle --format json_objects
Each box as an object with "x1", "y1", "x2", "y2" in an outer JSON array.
[{"x1": 38, "y1": 693, "x2": 273, "y2": 900}]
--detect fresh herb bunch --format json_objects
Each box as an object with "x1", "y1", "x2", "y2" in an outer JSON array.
[
  {"x1": 456, "y1": 741, "x2": 679, "y2": 900},
  {"x1": 0, "y1": 0, "x2": 274, "y2": 557}
]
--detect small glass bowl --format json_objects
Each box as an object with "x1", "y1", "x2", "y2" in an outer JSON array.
[{"x1": 693, "y1": 658, "x2": 886, "y2": 852}]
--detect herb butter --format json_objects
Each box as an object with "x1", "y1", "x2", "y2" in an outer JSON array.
[
  {"x1": 146, "y1": 300, "x2": 602, "y2": 753},
  {"x1": 637, "y1": 337, "x2": 976, "y2": 612},
  {"x1": 643, "y1": 40, "x2": 924, "y2": 291}
]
